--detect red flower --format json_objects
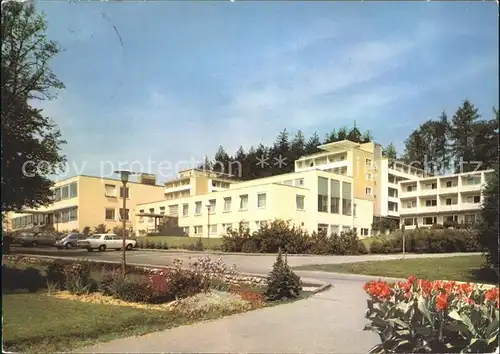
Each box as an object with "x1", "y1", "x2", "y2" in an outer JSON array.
[
  {"x1": 364, "y1": 280, "x2": 392, "y2": 301},
  {"x1": 407, "y1": 276, "x2": 416, "y2": 285},
  {"x1": 485, "y1": 288, "x2": 500, "y2": 308},
  {"x1": 435, "y1": 293, "x2": 448, "y2": 311}
]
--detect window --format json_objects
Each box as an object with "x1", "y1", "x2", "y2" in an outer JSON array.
[
  {"x1": 423, "y1": 217, "x2": 437, "y2": 225},
  {"x1": 365, "y1": 187, "x2": 372, "y2": 195},
  {"x1": 224, "y1": 197, "x2": 232, "y2": 212},
  {"x1": 182, "y1": 204, "x2": 189, "y2": 216},
  {"x1": 195, "y1": 201, "x2": 202, "y2": 215},
  {"x1": 464, "y1": 214, "x2": 476, "y2": 223},
  {"x1": 208, "y1": 199, "x2": 216, "y2": 213},
  {"x1": 222, "y1": 223, "x2": 232, "y2": 232},
  {"x1": 194, "y1": 225, "x2": 203, "y2": 234},
  {"x1": 149, "y1": 208, "x2": 155, "y2": 214},
  {"x1": 361, "y1": 228, "x2": 369, "y2": 236},
  {"x1": 256, "y1": 220, "x2": 268, "y2": 229},
  {"x1": 105, "y1": 208, "x2": 115, "y2": 220},
  {"x1": 426, "y1": 183, "x2": 437, "y2": 190},
  {"x1": 445, "y1": 215, "x2": 458, "y2": 223},
  {"x1": 120, "y1": 187, "x2": 129, "y2": 198},
  {"x1": 318, "y1": 177, "x2": 328, "y2": 213},
  {"x1": 257, "y1": 193, "x2": 266, "y2": 208},
  {"x1": 55, "y1": 188, "x2": 61, "y2": 201},
  {"x1": 353, "y1": 203, "x2": 357, "y2": 217},
  {"x1": 239, "y1": 194, "x2": 248, "y2": 210},
  {"x1": 407, "y1": 185, "x2": 413, "y2": 192},
  {"x1": 209, "y1": 224, "x2": 217, "y2": 234},
  {"x1": 139, "y1": 209, "x2": 144, "y2": 222},
  {"x1": 365, "y1": 173, "x2": 372, "y2": 181},
  {"x1": 342, "y1": 181, "x2": 352, "y2": 216},
  {"x1": 330, "y1": 225, "x2": 339, "y2": 235},
  {"x1": 446, "y1": 198, "x2": 452, "y2": 206},
  {"x1": 61, "y1": 186, "x2": 69, "y2": 200},
  {"x1": 365, "y1": 158, "x2": 372, "y2": 167},
  {"x1": 119, "y1": 208, "x2": 129, "y2": 220},
  {"x1": 105, "y1": 184, "x2": 116, "y2": 197},
  {"x1": 69, "y1": 208, "x2": 77, "y2": 221},
  {"x1": 181, "y1": 226, "x2": 189, "y2": 235},
  {"x1": 404, "y1": 218, "x2": 414, "y2": 226},
  {"x1": 446, "y1": 181, "x2": 453, "y2": 188},
  {"x1": 473, "y1": 196, "x2": 481, "y2": 203},
  {"x1": 69, "y1": 183, "x2": 77, "y2": 198},
  {"x1": 342, "y1": 226, "x2": 351, "y2": 232},
  {"x1": 318, "y1": 224, "x2": 328, "y2": 233},
  {"x1": 425, "y1": 199, "x2": 437, "y2": 207},
  {"x1": 296, "y1": 195, "x2": 305, "y2": 210},
  {"x1": 330, "y1": 179, "x2": 340, "y2": 214}
]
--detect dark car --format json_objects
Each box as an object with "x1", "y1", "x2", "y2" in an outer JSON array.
[
  {"x1": 13, "y1": 232, "x2": 58, "y2": 247},
  {"x1": 54, "y1": 233, "x2": 86, "y2": 249}
]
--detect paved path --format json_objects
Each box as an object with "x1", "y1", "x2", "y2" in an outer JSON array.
[{"x1": 78, "y1": 281, "x2": 380, "y2": 353}]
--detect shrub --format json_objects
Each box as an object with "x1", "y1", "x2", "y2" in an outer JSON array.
[
  {"x1": 64, "y1": 275, "x2": 93, "y2": 295},
  {"x1": 222, "y1": 223, "x2": 252, "y2": 252},
  {"x1": 329, "y1": 230, "x2": 364, "y2": 255},
  {"x1": 167, "y1": 259, "x2": 204, "y2": 299},
  {"x1": 2, "y1": 266, "x2": 45, "y2": 293},
  {"x1": 187, "y1": 238, "x2": 204, "y2": 251},
  {"x1": 364, "y1": 277, "x2": 499, "y2": 353},
  {"x1": 264, "y1": 249, "x2": 302, "y2": 301},
  {"x1": 105, "y1": 275, "x2": 152, "y2": 303},
  {"x1": 308, "y1": 230, "x2": 331, "y2": 254},
  {"x1": 189, "y1": 256, "x2": 237, "y2": 292},
  {"x1": 255, "y1": 220, "x2": 310, "y2": 254}
]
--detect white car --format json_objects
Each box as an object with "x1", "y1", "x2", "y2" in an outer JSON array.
[{"x1": 77, "y1": 233, "x2": 136, "y2": 252}]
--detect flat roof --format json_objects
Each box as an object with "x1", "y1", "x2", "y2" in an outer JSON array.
[
  {"x1": 50, "y1": 174, "x2": 164, "y2": 187},
  {"x1": 317, "y1": 140, "x2": 361, "y2": 151},
  {"x1": 399, "y1": 169, "x2": 494, "y2": 184}
]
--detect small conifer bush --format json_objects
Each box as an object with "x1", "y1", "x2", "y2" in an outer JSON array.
[{"x1": 264, "y1": 249, "x2": 302, "y2": 301}]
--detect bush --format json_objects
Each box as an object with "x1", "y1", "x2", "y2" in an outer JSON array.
[
  {"x1": 364, "y1": 277, "x2": 499, "y2": 353},
  {"x1": 187, "y1": 238, "x2": 204, "y2": 251},
  {"x1": 103, "y1": 274, "x2": 152, "y2": 303},
  {"x1": 264, "y1": 249, "x2": 302, "y2": 301},
  {"x1": 222, "y1": 223, "x2": 253, "y2": 252},
  {"x1": 308, "y1": 230, "x2": 331, "y2": 254},
  {"x1": 255, "y1": 220, "x2": 310, "y2": 254},
  {"x1": 329, "y1": 230, "x2": 364, "y2": 255},
  {"x1": 2, "y1": 266, "x2": 45, "y2": 293}
]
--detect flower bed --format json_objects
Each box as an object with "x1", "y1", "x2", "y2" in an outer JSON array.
[{"x1": 363, "y1": 276, "x2": 499, "y2": 353}]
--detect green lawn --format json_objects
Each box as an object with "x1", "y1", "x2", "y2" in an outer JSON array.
[
  {"x1": 138, "y1": 236, "x2": 223, "y2": 250},
  {"x1": 293, "y1": 255, "x2": 496, "y2": 284}
]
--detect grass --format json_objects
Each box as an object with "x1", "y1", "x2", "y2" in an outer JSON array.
[
  {"x1": 293, "y1": 255, "x2": 497, "y2": 284},
  {"x1": 138, "y1": 236, "x2": 223, "y2": 250}
]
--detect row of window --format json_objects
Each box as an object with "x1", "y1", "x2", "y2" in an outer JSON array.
[
  {"x1": 317, "y1": 177, "x2": 352, "y2": 215},
  {"x1": 11, "y1": 207, "x2": 78, "y2": 229},
  {"x1": 405, "y1": 178, "x2": 481, "y2": 193},
  {"x1": 187, "y1": 220, "x2": 269, "y2": 235},
  {"x1": 317, "y1": 224, "x2": 370, "y2": 236},
  {"x1": 54, "y1": 182, "x2": 78, "y2": 201},
  {"x1": 404, "y1": 195, "x2": 481, "y2": 209},
  {"x1": 403, "y1": 214, "x2": 477, "y2": 226}
]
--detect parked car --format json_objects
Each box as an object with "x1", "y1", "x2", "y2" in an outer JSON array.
[
  {"x1": 55, "y1": 233, "x2": 87, "y2": 249},
  {"x1": 13, "y1": 232, "x2": 57, "y2": 247},
  {"x1": 77, "y1": 233, "x2": 136, "y2": 252}
]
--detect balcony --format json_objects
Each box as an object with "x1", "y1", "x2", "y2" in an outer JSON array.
[
  {"x1": 439, "y1": 186, "x2": 458, "y2": 195},
  {"x1": 387, "y1": 209, "x2": 399, "y2": 217},
  {"x1": 164, "y1": 184, "x2": 191, "y2": 194},
  {"x1": 399, "y1": 207, "x2": 417, "y2": 215},
  {"x1": 419, "y1": 188, "x2": 438, "y2": 197},
  {"x1": 439, "y1": 204, "x2": 460, "y2": 212},
  {"x1": 400, "y1": 190, "x2": 418, "y2": 198},
  {"x1": 459, "y1": 202, "x2": 482, "y2": 211},
  {"x1": 420, "y1": 206, "x2": 438, "y2": 213},
  {"x1": 295, "y1": 160, "x2": 349, "y2": 172},
  {"x1": 460, "y1": 184, "x2": 482, "y2": 193}
]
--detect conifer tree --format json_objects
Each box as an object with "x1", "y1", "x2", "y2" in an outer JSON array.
[{"x1": 264, "y1": 248, "x2": 302, "y2": 301}]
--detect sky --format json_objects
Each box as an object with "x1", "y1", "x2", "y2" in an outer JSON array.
[{"x1": 36, "y1": 1, "x2": 499, "y2": 183}]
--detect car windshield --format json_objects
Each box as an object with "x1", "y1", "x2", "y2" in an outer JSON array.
[{"x1": 89, "y1": 235, "x2": 101, "y2": 239}]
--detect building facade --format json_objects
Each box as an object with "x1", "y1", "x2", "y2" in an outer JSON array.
[
  {"x1": 399, "y1": 169, "x2": 493, "y2": 229},
  {"x1": 7, "y1": 175, "x2": 165, "y2": 233},
  {"x1": 136, "y1": 169, "x2": 374, "y2": 238}
]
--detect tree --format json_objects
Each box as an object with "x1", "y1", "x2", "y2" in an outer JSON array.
[
  {"x1": 477, "y1": 167, "x2": 499, "y2": 275},
  {"x1": 94, "y1": 224, "x2": 109, "y2": 233},
  {"x1": 212, "y1": 145, "x2": 230, "y2": 174},
  {"x1": 347, "y1": 121, "x2": 362, "y2": 142},
  {"x1": 402, "y1": 130, "x2": 428, "y2": 171},
  {"x1": 1, "y1": 2, "x2": 66, "y2": 212},
  {"x1": 264, "y1": 249, "x2": 302, "y2": 301},
  {"x1": 449, "y1": 100, "x2": 481, "y2": 173},
  {"x1": 290, "y1": 130, "x2": 306, "y2": 159},
  {"x1": 470, "y1": 108, "x2": 499, "y2": 171},
  {"x1": 382, "y1": 143, "x2": 397, "y2": 160},
  {"x1": 305, "y1": 132, "x2": 321, "y2": 154},
  {"x1": 361, "y1": 130, "x2": 373, "y2": 143},
  {"x1": 337, "y1": 127, "x2": 348, "y2": 141},
  {"x1": 323, "y1": 129, "x2": 337, "y2": 144}
]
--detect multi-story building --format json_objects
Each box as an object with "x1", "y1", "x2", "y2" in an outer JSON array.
[
  {"x1": 399, "y1": 169, "x2": 494, "y2": 229},
  {"x1": 7, "y1": 174, "x2": 165, "y2": 233},
  {"x1": 136, "y1": 168, "x2": 374, "y2": 238}
]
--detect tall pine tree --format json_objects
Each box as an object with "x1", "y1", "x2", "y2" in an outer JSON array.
[{"x1": 450, "y1": 100, "x2": 481, "y2": 173}]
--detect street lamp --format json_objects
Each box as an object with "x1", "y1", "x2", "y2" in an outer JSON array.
[
  {"x1": 205, "y1": 203, "x2": 212, "y2": 245},
  {"x1": 114, "y1": 169, "x2": 135, "y2": 276}
]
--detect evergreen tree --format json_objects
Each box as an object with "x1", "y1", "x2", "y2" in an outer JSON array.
[
  {"x1": 337, "y1": 127, "x2": 348, "y2": 141},
  {"x1": 213, "y1": 145, "x2": 230, "y2": 174},
  {"x1": 290, "y1": 130, "x2": 306, "y2": 159},
  {"x1": 2, "y1": 2, "x2": 66, "y2": 212},
  {"x1": 470, "y1": 108, "x2": 499, "y2": 171},
  {"x1": 450, "y1": 100, "x2": 481, "y2": 173},
  {"x1": 201, "y1": 156, "x2": 212, "y2": 171},
  {"x1": 402, "y1": 130, "x2": 428, "y2": 172},
  {"x1": 361, "y1": 130, "x2": 373, "y2": 143},
  {"x1": 264, "y1": 249, "x2": 302, "y2": 301},
  {"x1": 323, "y1": 129, "x2": 337, "y2": 144},
  {"x1": 305, "y1": 132, "x2": 321, "y2": 154},
  {"x1": 347, "y1": 121, "x2": 362, "y2": 142},
  {"x1": 382, "y1": 143, "x2": 397, "y2": 160},
  {"x1": 231, "y1": 146, "x2": 246, "y2": 179}
]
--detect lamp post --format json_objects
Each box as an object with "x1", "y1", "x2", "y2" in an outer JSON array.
[
  {"x1": 205, "y1": 204, "x2": 211, "y2": 244},
  {"x1": 114, "y1": 169, "x2": 135, "y2": 276}
]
